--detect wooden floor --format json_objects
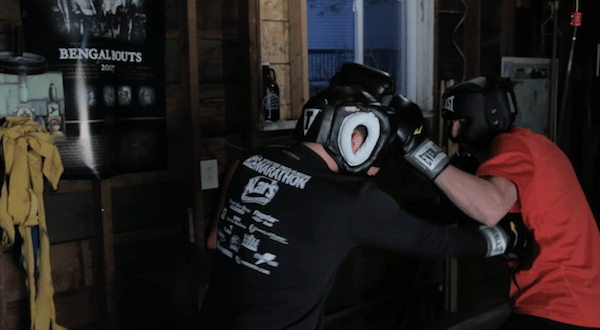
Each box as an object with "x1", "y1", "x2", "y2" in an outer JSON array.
[{"x1": 420, "y1": 303, "x2": 511, "y2": 330}]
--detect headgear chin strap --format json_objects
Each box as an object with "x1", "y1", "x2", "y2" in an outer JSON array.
[
  {"x1": 442, "y1": 76, "x2": 518, "y2": 150},
  {"x1": 294, "y1": 85, "x2": 395, "y2": 175}
]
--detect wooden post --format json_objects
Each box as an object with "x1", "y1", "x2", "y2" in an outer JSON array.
[
  {"x1": 0, "y1": 250, "x2": 8, "y2": 330},
  {"x1": 183, "y1": 0, "x2": 205, "y2": 254},
  {"x1": 240, "y1": 0, "x2": 261, "y2": 150},
  {"x1": 179, "y1": 0, "x2": 206, "y2": 325},
  {"x1": 548, "y1": 1, "x2": 559, "y2": 143},
  {"x1": 500, "y1": 0, "x2": 516, "y2": 57},
  {"x1": 289, "y1": 0, "x2": 309, "y2": 119},
  {"x1": 463, "y1": 0, "x2": 481, "y2": 79},
  {"x1": 438, "y1": 80, "x2": 451, "y2": 150},
  {"x1": 439, "y1": 79, "x2": 459, "y2": 314},
  {"x1": 92, "y1": 179, "x2": 117, "y2": 329}
]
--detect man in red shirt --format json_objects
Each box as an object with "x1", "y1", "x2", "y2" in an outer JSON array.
[{"x1": 395, "y1": 76, "x2": 600, "y2": 329}]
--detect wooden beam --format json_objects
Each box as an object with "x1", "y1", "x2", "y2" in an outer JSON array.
[
  {"x1": 289, "y1": 0, "x2": 309, "y2": 119},
  {"x1": 185, "y1": 0, "x2": 205, "y2": 253},
  {"x1": 92, "y1": 179, "x2": 117, "y2": 329},
  {"x1": 0, "y1": 250, "x2": 9, "y2": 330},
  {"x1": 433, "y1": 0, "x2": 441, "y2": 144},
  {"x1": 240, "y1": 0, "x2": 261, "y2": 150},
  {"x1": 548, "y1": 0, "x2": 559, "y2": 143},
  {"x1": 501, "y1": 0, "x2": 516, "y2": 57},
  {"x1": 463, "y1": 0, "x2": 481, "y2": 79},
  {"x1": 179, "y1": 0, "x2": 206, "y2": 324}
]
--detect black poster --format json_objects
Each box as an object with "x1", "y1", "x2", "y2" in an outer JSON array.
[{"x1": 20, "y1": 0, "x2": 167, "y2": 179}]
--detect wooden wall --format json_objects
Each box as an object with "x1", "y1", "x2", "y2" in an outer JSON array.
[
  {"x1": 0, "y1": 0, "x2": 597, "y2": 329},
  {"x1": 0, "y1": 0, "x2": 506, "y2": 329},
  {"x1": 0, "y1": 0, "x2": 221, "y2": 328},
  {"x1": 259, "y1": 0, "x2": 308, "y2": 123}
]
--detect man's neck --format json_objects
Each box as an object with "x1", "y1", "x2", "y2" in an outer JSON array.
[{"x1": 301, "y1": 142, "x2": 339, "y2": 172}]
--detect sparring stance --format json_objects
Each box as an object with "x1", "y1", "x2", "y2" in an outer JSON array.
[
  {"x1": 198, "y1": 65, "x2": 530, "y2": 330},
  {"x1": 394, "y1": 76, "x2": 600, "y2": 329}
]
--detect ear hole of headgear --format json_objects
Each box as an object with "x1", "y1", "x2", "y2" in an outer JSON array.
[{"x1": 338, "y1": 112, "x2": 380, "y2": 167}]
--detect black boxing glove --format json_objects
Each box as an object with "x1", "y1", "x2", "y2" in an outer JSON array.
[
  {"x1": 329, "y1": 62, "x2": 395, "y2": 106},
  {"x1": 479, "y1": 213, "x2": 532, "y2": 260},
  {"x1": 390, "y1": 94, "x2": 450, "y2": 180}
]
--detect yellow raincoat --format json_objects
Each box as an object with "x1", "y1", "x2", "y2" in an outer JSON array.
[{"x1": 0, "y1": 117, "x2": 66, "y2": 330}]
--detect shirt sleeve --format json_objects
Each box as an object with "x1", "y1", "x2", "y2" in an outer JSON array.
[
  {"x1": 476, "y1": 133, "x2": 535, "y2": 212},
  {"x1": 352, "y1": 184, "x2": 489, "y2": 258}
]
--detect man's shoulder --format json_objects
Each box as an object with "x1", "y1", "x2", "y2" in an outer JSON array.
[{"x1": 492, "y1": 127, "x2": 534, "y2": 149}]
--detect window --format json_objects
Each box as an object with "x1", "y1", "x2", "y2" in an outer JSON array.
[{"x1": 306, "y1": 0, "x2": 434, "y2": 112}]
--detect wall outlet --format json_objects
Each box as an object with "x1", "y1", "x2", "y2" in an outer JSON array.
[{"x1": 200, "y1": 159, "x2": 219, "y2": 190}]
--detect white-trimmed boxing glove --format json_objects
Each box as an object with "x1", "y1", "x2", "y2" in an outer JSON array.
[
  {"x1": 390, "y1": 95, "x2": 450, "y2": 180},
  {"x1": 479, "y1": 213, "x2": 532, "y2": 260}
]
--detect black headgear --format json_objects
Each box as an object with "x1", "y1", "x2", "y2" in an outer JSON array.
[
  {"x1": 329, "y1": 62, "x2": 395, "y2": 106},
  {"x1": 294, "y1": 85, "x2": 396, "y2": 176},
  {"x1": 442, "y1": 76, "x2": 518, "y2": 150}
]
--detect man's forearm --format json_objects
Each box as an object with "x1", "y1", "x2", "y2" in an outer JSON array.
[{"x1": 433, "y1": 165, "x2": 516, "y2": 226}]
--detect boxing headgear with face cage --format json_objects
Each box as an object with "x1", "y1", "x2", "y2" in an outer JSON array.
[
  {"x1": 442, "y1": 76, "x2": 518, "y2": 150},
  {"x1": 294, "y1": 85, "x2": 396, "y2": 176}
]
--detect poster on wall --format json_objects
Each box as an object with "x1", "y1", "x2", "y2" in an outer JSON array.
[
  {"x1": 501, "y1": 57, "x2": 551, "y2": 137},
  {"x1": 20, "y1": 0, "x2": 167, "y2": 179}
]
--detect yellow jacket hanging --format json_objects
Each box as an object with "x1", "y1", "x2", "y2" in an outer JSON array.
[{"x1": 0, "y1": 117, "x2": 66, "y2": 330}]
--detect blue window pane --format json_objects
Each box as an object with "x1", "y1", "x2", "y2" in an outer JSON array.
[
  {"x1": 307, "y1": 0, "x2": 404, "y2": 97},
  {"x1": 307, "y1": 1, "x2": 354, "y2": 97},
  {"x1": 363, "y1": 0, "x2": 402, "y2": 89}
]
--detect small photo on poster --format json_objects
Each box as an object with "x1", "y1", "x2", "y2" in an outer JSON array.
[
  {"x1": 0, "y1": 71, "x2": 67, "y2": 141},
  {"x1": 51, "y1": 0, "x2": 149, "y2": 43}
]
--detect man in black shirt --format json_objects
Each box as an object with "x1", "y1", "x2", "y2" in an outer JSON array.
[{"x1": 198, "y1": 64, "x2": 527, "y2": 330}]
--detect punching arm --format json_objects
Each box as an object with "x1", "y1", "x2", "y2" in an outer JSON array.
[
  {"x1": 390, "y1": 95, "x2": 451, "y2": 180},
  {"x1": 390, "y1": 95, "x2": 516, "y2": 225},
  {"x1": 434, "y1": 167, "x2": 518, "y2": 226}
]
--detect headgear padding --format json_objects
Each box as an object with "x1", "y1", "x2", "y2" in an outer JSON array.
[
  {"x1": 294, "y1": 85, "x2": 395, "y2": 175},
  {"x1": 338, "y1": 112, "x2": 380, "y2": 166}
]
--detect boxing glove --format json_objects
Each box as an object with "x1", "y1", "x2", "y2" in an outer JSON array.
[
  {"x1": 329, "y1": 62, "x2": 395, "y2": 105},
  {"x1": 390, "y1": 95, "x2": 450, "y2": 180},
  {"x1": 479, "y1": 213, "x2": 532, "y2": 260}
]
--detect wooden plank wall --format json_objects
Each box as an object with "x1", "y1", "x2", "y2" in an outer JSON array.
[
  {"x1": 2, "y1": 0, "x2": 595, "y2": 329},
  {"x1": 0, "y1": 241, "x2": 97, "y2": 329},
  {"x1": 0, "y1": 0, "x2": 513, "y2": 329},
  {"x1": 0, "y1": 4, "x2": 99, "y2": 329},
  {"x1": 259, "y1": 0, "x2": 292, "y2": 121},
  {"x1": 0, "y1": 0, "x2": 248, "y2": 328},
  {"x1": 259, "y1": 0, "x2": 308, "y2": 123}
]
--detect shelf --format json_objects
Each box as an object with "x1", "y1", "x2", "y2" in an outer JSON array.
[{"x1": 259, "y1": 119, "x2": 298, "y2": 131}]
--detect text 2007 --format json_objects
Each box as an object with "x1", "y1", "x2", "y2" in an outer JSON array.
[{"x1": 101, "y1": 64, "x2": 115, "y2": 72}]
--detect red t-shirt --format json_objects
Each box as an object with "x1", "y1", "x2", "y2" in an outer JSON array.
[{"x1": 477, "y1": 126, "x2": 600, "y2": 328}]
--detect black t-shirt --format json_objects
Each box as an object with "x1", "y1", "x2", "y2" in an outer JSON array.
[{"x1": 199, "y1": 144, "x2": 487, "y2": 330}]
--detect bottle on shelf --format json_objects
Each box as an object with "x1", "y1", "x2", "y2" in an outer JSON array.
[{"x1": 261, "y1": 62, "x2": 280, "y2": 122}]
